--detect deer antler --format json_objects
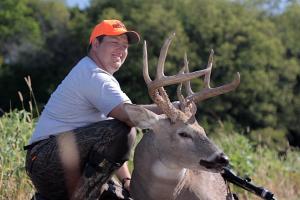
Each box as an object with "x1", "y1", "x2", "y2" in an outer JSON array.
[
  {"x1": 184, "y1": 50, "x2": 240, "y2": 103},
  {"x1": 143, "y1": 33, "x2": 240, "y2": 122},
  {"x1": 143, "y1": 33, "x2": 208, "y2": 122}
]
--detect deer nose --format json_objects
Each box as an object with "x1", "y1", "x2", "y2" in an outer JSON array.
[{"x1": 215, "y1": 153, "x2": 229, "y2": 166}]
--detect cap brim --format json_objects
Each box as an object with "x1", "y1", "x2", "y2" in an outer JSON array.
[{"x1": 125, "y1": 31, "x2": 140, "y2": 44}]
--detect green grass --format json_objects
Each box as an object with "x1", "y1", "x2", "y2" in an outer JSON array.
[
  {"x1": 212, "y1": 123, "x2": 300, "y2": 200},
  {"x1": 0, "y1": 109, "x2": 299, "y2": 199},
  {"x1": 0, "y1": 110, "x2": 35, "y2": 200}
]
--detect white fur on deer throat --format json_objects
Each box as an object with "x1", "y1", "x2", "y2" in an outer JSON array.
[{"x1": 152, "y1": 159, "x2": 187, "y2": 180}]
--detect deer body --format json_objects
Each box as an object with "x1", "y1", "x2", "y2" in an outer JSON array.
[{"x1": 123, "y1": 33, "x2": 240, "y2": 200}]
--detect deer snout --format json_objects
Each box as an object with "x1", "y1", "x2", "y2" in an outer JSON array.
[
  {"x1": 199, "y1": 152, "x2": 229, "y2": 171},
  {"x1": 215, "y1": 153, "x2": 229, "y2": 166}
]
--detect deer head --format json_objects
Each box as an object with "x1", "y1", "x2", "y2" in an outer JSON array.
[{"x1": 124, "y1": 33, "x2": 240, "y2": 173}]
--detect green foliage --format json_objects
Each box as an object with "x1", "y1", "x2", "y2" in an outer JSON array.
[
  {"x1": 250, "y1": 127, "x2": 290, "y2": 152},
  {"x1": 0, "y1": 110, "x2": 34, "y2": 199},
  {"x1": 271, "y1": 3, "x2": 300, "y2": 145},
  {"x1": 0, "y1": 0, "x2": 89, "y2": 111},
  {"x1": 211, "y1": 121, "x2": 300, "y2": 199},
  {"x1": 180, "y1": 0, "x2": 287, "y2": 130},
  {"x1": 0, "y1": 0, "x2": 41, "y2": 62},
  {"x1": 212, "y1": 123, "x2": 258, "y2": 175},
  {"x1": 273, "y1": 3, "x2": 300, "y2": 57}
]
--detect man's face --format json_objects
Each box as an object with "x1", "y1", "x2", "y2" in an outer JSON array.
[{"x1": 95, "y1": 34, "x2": 129, "y2": 74}]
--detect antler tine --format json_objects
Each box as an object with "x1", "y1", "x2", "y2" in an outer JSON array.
[
  {"x1": 143, "y1": 36, "x2": 179, "y2": 122},
  {"x1": 177, "y1": 53, "x2": 194, "y2": 107},
  {"x1": 143, "y1": 34, "x2": 240, "y2": 122},
  {"x1": 186, "y1": 73, "x2": 240, "y2": 102},
  {"x1": 186, "y1": 50, "x2": 240, "y2": 103},
  {"x1": 156, "y1": 32, "x2": 176, "y2": 79},
  {"x1": 177, "y1": 54, "x2": 197, "y2": 117},
  {"x1": 176, "y1": 67, "x2": 186, "y2": 106},
  {"x1": 204, "y1": 49, "x2": 214, "y2": 88},
  {"x1": 146, "y1": 34, "x2": 212, "y2": 98},
  {"x1": 143, "y1": 40, "x2": 152, "y2": 85},
  {"x1": 148, "y1": 69, "x2": 210, "y2": 93},
  {"x1": 183, "y1": 53, "x2": 194, "y2": 96}
]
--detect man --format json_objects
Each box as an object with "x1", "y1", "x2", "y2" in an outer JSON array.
[{"x1": 25, "y1": 19, "x2": 142, "y2": 200}]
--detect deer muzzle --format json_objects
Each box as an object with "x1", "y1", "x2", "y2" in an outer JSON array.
[{"x1": 199, "y1": 152, "x2": 229, "y2": 171}]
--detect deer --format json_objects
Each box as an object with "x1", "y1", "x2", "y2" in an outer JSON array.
[{"x1": 123, "y1": 33, "x2": 240, "y2": 200}]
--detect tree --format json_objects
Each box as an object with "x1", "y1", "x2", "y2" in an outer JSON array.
[
  {"x1": 0, "y1": 0, "x2": 88, "y2": 111},
  {"x1": 272, "y1": 2, "x2": 300, "y2": 146},
  {"x1": 175, "y1": 0, "x2": 286, "y2": 130},
  {"x1": 0, "y1": 0, "x2": 41, "y2": 64}
]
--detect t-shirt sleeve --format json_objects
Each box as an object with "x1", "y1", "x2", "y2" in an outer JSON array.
[{"x1": 82, "y1": 72, "x2": 131, "y2": 117}]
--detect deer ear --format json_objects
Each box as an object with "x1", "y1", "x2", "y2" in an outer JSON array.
[{"x1": 124, "y1": 103, "x2": 159, "y2": 129}]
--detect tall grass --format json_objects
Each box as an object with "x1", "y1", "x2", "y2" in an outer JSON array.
[
  {"x1": 0, "y1": 109, "x2": 299, "y2": 199},
  {"x1": 212, "y1": 123, "x2": 300, "y2": 200},
  {"x1": 0, "y1": 110, "x2": 35, "y2": 200}
]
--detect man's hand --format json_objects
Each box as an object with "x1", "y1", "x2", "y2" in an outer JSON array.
[
  {"x1": 122, "y1": 177, "x2": 131, "y2": 192},
  {"x1": 115, "y1": 162, "x2": 132, "y2": 191}
]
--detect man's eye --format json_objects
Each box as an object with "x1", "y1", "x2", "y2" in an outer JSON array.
[
  {"x1": 111, "y1": 42, "x2": 128, "y2": 49},
  {"x1": 178, "y1": 132, "x2": 192, "y2": 139}
]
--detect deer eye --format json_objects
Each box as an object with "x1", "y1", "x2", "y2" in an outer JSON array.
[{"x1": 178, "y1": 132, "x2": 192, "y2": 139}]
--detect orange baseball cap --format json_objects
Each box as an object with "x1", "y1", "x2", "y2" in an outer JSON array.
[{"x1": 89, "y1": 19, "x2": 140, "y2": 45}]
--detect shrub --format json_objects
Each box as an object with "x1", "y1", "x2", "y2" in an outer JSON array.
[{"x1": 211, "y1": 121, "x2": 300, "y2": 200}]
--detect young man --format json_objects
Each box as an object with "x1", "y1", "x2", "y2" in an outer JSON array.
[{"x1": 25, "y1": 19, "x2": 141, "y2": 200}]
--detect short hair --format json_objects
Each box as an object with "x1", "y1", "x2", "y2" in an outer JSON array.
[{"x1": 87, "y1": 35, "x2": 105, "y2": 53}]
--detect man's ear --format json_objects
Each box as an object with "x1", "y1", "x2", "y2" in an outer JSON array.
[
  {"x1": 91, "y1": 39, "x2": 99, "y2": 50},
  {"x1": 123, "y1": 103, "x2": 160, "y2": 129}
]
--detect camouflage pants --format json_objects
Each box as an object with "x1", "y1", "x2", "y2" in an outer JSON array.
[{"x1": 25, "y1": 119, "x2": 135, "y2": 200}]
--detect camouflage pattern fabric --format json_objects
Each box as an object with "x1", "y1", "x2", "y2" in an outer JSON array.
[{"x1": 26, "y1": 119, "x2": 133, "y2": 200}]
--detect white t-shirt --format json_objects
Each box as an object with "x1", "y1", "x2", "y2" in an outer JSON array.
[{"x1": 29, "y1": 56, "x2": 131, "y2": 144}]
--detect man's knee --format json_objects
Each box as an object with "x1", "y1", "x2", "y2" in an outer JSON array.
[
  {"x1": 107, "y1": 127, "x2": 136, "y2": 163},
  {"x1": 87, "y1": 121, "x2": 136, "y2": 170},
  {"x1": 129, "y1": 127, "x2": 137, "y2": 146},
  {"x1": 119, "y1": 127, "x2": 136, "y2": 149}
]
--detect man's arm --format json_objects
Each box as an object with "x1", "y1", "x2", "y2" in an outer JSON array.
[
  {"x1": 108, "y1": 104, "x2": 134, "y2": 191},
  {"x1": 108, "y1": 102, "x2": 180, "y2": 126},
  {"x1": 108, "y1": 103, "x2": 135, "y2": 127},
  {"x1": 141, "y1": 101, "x2": 180, "y2": 114}
]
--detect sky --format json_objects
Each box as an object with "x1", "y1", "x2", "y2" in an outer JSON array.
[
  {"x1": 65, "y1": 0, "x2": 289, "y2": 12},
  {"x1": 66, "y1": 0, "x2": 90, "y2": 9}
]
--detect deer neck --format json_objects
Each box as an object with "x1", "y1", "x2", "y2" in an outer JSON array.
[{"x1": 131, "y1": 132, "x2": 188, "y2": 200}]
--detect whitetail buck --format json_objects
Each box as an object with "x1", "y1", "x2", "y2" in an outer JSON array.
[{"x1": 124, "y1": 33, "x2": 240, "y2": 200}]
